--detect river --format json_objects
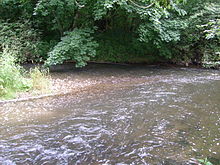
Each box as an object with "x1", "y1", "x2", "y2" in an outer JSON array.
[{"x1": 0, "y1": 64, "x2": 220, "y2": 164}]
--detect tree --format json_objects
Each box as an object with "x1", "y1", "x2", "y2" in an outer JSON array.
[{"x1": 0, "y1": 0, "x2": 219, "y2": 67}]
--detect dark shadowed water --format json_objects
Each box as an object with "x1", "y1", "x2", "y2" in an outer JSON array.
[{"x1": 0, "y1": 64, "x2": 220, "y2": 165}]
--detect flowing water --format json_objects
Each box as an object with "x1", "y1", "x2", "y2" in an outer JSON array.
[{"x1": 0, "y1": 64, "x2": 220, "y2": 165}]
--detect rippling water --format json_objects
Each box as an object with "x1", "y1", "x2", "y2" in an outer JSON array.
[{"x1": 0, "y1": 65, "x2": 220, "y2": 164}]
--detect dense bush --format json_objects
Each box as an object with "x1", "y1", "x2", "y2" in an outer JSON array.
[
  {"x1": 0, "y1": 0, "x2": 34, "y2": 21},
  {"x1": 200, "y1": 2, "x2": 220, "y2": 68},
  {"x1": 45, "y1": 29, "x2": 98, "y2": 67},
  {"x1": 0, "y1": 21, "x2": 40, "y2": 63},
  {"x1": 94, "y1": 30, "x2": 160, "y2": 63},
  {"x1": 169, "y1": 0, "x2": 220, "y2": 66}
]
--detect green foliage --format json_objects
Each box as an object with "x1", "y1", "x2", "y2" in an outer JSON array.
[
  {"x1": 0, "y1": 48, "x2": 31, "y2": 99},
  {"x1": 200, "y1": 3, "x2": 220, "y2": 40},
  {"x1": 45, "y1": 28, "x2": 98, "y2": 67},
  {"x1": 0, "y1": 0, "x2": 34, "y2": 21},
  {"x1": 172, "y1": 0, "x2": 220, "y2": 66},
  {"x1": 199, "y1": 2, "x2": 220, "y2": 68},
  {"x1": 33, "y1": 0, "x2": 77, "y2": 36},
  {"x1": 0, "y1": 47, "x2": 51, "y2": 99},
  {"x1": 0, "y1": 0, "x2": 219, "y2": 67},
  {"x1": 198, "y1": 158, "x2": 213, "y2": 165},
  {"x1": 94, "y1": 30, "x2": 159, "y2": 63},
  {"x1": 35, "y1": 40, "x2": 58, "y2": 62},
  {"x1": 0, "y1": 21, "x2": 40, "y2": 63},
  {"x1": 202, "y1": 50, "x2": 220, "y2": 69},
  {"x1": 138, "y1": 18, "x2": 187, "y2": 59}
]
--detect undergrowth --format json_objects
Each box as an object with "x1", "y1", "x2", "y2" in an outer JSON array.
[
  {"x1": 0, "y1": 48, "x2": 51, "y2": 100},
  {"x1": 0, "y1": 48, "x2": 30, "y2": 99},
  {"x1": 30, "y1": 67, "x2": 50, "y2": 95}
]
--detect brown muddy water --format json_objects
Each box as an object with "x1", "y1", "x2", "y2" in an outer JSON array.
[{"x1": 0, "y1": 64, "x2": 220, "y2": 165}]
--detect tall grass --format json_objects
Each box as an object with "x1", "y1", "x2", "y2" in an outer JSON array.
[
  {"x1": 0, "y1": 48, "x2": 30, "y2": 99},
  {"x1": 29, "y1": 67, "x2": 50, "y2": 94},
  {"x1": 0, "y1": 48, "x2": 51, "y2": 99}
]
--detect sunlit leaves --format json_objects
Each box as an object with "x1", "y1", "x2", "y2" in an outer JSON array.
[
  {"x1": 46, "y1": 29, "x2": 98, "y2": 67},
  {"x1": 202, "y1": 3, "x2": 220, "y2": 40}
]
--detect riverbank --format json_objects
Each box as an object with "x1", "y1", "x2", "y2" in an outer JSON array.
[
  {"x1": 0, "y1": 63, "x2": 142, "y2": 103},
  {"x1": 0, "y1": 70, "x2": 99, "y2": 103},
  {"x1": 0, "y1": 63, "x2": 218, "y2": 103}
]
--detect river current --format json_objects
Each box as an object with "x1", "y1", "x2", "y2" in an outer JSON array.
[{"x1": 0, "y1": 64, "x2": 220, "y2": 164}]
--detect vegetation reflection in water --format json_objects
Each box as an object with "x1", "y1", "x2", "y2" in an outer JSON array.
[{"x1": 0, "y1": 66, "x2": 220, "y2": 164}]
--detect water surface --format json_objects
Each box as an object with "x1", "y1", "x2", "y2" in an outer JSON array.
[{"x1": 0, "y1": 65, "x2": 220, "y2": 164}]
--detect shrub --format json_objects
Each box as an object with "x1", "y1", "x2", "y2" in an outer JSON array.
[
  {"x1": 35, "y1": 40, "x2": 58, "y2": 62},
  {"x1": 94, "y1": 30, "x2": 160, "y2": 63},
  {"x1": 0, "y1": 21, "x2": 40, "y2": 63},
  {"x1": 45, "y1": 28, "x2": 98, "y2": 67}
]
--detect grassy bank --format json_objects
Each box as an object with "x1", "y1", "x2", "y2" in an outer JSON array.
[{"x1": 0, "y1": 49, "x2": 50, "y2": 100}]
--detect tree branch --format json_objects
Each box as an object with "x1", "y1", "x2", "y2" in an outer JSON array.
[
  {"x1": 129, "y1": 0, "x2": 154, "y2": 9},
  {"x1": 75, "y1": 0, "x2": 84, "y2": 8}
]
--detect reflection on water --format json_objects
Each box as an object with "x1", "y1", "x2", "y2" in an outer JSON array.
[{"x1": 0, "y1": 65, "x2": 220, "y2": 164}]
